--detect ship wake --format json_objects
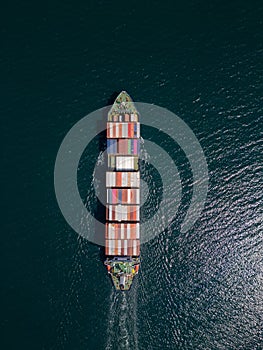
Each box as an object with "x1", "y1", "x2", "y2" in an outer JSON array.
[{"x1": 105, "y1": 287, "x2": 139, "y2": 350}]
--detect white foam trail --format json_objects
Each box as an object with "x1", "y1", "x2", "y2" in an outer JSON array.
[{"x1": 105, "y1": 288, "x2": 139, "y2": 350}]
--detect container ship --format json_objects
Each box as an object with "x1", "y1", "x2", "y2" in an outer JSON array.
[{"x1": 104, "y1": 91, "x2": 140, "y2": 291}]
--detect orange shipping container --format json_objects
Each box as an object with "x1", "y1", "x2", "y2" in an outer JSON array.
[
  {"x1": 116, "y1": 172, "x2": 122, "y2": 187},
  {"x1": 130, "y1": 123, "x2": 134, "y2": 138}
]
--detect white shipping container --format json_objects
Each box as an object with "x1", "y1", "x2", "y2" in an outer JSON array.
[
  {"x1": 108, "y1": 224, "x2": 113, "y2": 239},
  {"x1": 136, "y1": 223, "x2": 140, "y2": 239},
  {"x1": 116, "y1": 205, "x2": 121, "y2": 221},
  {"x1": 129, "y1": 158, "x2": 133, "y2": 169},
  {"x1": 106, "y1": 172, "x2": 115, "y2": 187},
  {"x1": 127, "y1": 224, "x2": 130, "y2": 239},
  {"x1": 137, "y1": 123, "x2": 140, "y2": 137},
  {"x1": 108, "y1": 239, "x2": 112, "y2": 255},
  {"x1": 106, "y1": 172, "x2": 110, "y2": 187},
  {"x1": 109, "y1": 123, "x2": 113, "y2": 138},
  {"x1": 127, "y1": 189, "x2": 131, "y2": 203},
  {"x1": 132, "y1": 173, "x2": 140, "y2": 187},
  {"x1": 124, "y1": 239, "x2": 128, "y2": 255},
  {"x1": 117, "y1": 239, "x2": 121, "y2": 255},
  {"x1": 121, "y1": 205, "x2": 127, "y2": 221},
  {"x1": 116, "y1": 156, "x2": 131, "y2": 170},
  {"x1": 116, "y1": 123, "x2": 119, "y2": 138},
  {"x1": 122, "y1": 172, "x2": 127, "y2": 187},
  {"x1": 121, "y1": 224, "x2": 124, "y2": 239},
  {"x1": 123, "y1": 123, "x2": 128, "y2": 138},
  {"x1": 133, "y1": 240, "x2": 137, "y2": 256}
]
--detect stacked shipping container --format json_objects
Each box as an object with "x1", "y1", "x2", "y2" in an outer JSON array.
[
  {"x1": 105, "y1": 239, "x2": 140, "y2": 256},
  {"x1": 105, "y1": 110, "x2": 140, "y2": 257},
  {"x1": 106, "y1": 205, "x2": 140, "y2": 222},
  {"x1": 107, "y1": 139, "x2": 140, "y2": 155},
  {"x1": 108, "y1": 155, "x2": 139, "y2": 171},
  {"x1": 106, "y1": 171, "x2": 140, "y2": 188},
  {"x1": 107, "y1": 122, "x2": 140, "y2": 138},
  {"x1": 107, "y1": 189, "x2": 140, "y2": 204},
  {"x1": 108, "y1": 113, "x2": 139, "y2": 122},
  {"x1": 106, "y1": 223, "x2": 140, "y2": 239}
]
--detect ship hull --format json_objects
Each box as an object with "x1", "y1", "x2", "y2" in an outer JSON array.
[{"x1": 105, "y1": 91, "x2": 140, "y2": 290}]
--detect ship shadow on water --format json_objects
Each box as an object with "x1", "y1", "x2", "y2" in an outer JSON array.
[
  {"x1": 96, "y1": 92, "x2": 121, "y2": 264},
  {"x1": 78, "y1": 92, "x2": 123, "y2": 263}
]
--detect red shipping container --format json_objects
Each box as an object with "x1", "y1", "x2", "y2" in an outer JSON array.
[
  {"x1": 118, "y1": 139, "x2": 125, "y2": 154},
  {"x1": 123, "y1": 189, "x2": 127, "y2": 203},
  {"x1": 108, "y1": 207, "x2": 115, "y2": 221},
  {"x1": 116, "y1": 172, "x2": 122, "y2": 187},
  {"x1": 127, "y1": 245, "x2": 132, "y2": 256},
  {"x1": 132, "y1": 207, "x2": 136, "y2": 221},
  {"x1": 133, "y1": 206, "x2": 137, "y2": 221},
  {"x1": 107, "y1": 124, "x2": 109, "y2": 138}
]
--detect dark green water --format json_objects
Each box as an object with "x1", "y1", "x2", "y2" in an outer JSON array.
[{"x1": 1, "y1": 1, "x2": 263, "y2": 349}]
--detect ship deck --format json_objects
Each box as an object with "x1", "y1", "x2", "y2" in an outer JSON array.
[{"x1": 105, "y1": 91, "x2": 140, "y2": 291}]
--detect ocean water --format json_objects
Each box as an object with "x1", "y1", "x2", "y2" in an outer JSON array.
[{"x1": 1, "y1": 1, "x2": 263, "y2": 349}]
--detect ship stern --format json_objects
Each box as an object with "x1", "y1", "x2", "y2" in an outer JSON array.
[{"x1": 104, "y1": 257, "x2": 140, "y2": 291}]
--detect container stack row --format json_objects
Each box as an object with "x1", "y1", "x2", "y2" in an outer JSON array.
[
  {"x1": 107, "y1": 122, "x2": 140, "y2": 139},
  {"x1": 106, "y1": 171, "x2": 140, "y2": 188},
  {"x1": 108, "y1": 155, "x2": 139, "y2": 171},
  {"x1": 106, "y1": 107, "x2": 140, "y2": 257},
  {"x1": 107, "y1": 189, "x2": 140, "y2": 205},
  {"x1": 105, "y1": 223, "x2": 140, "y2": 239},
  {"x1": 105, "y1": 222, "x2": 140, "y2": 255},
  {"x1": 106, "y1": 205, "x2": 140, "y2": 222},
  {"x1": 107, "y1": 139, "x2": 140, "y2": 155},
  {"x1": 108, "y1": 113, "x2": 139, "y2": 122},
  {"x1": 105, "y1": 239, "x2": 140, "y2": 256}
]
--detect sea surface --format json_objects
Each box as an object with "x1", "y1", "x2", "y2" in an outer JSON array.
[{"x1": 1, "y1": 1, "x2": 263, "y2": 349}]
